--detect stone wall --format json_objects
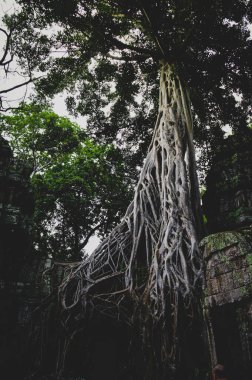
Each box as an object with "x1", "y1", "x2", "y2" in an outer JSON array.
[
  {"x1": 0, "y1": 136, "x2": 34, "y2": 378},
  {"x1": 201, "y1": 229, "x2": 252, "y2": 307},
  {"x1": 202, "y1": 130, "x2": 252, "y2": 233},
  {"x1": 201, "y1": 228, "x2": 252, "y2": 380}
]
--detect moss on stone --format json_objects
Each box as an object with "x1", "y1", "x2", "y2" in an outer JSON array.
[
  {"x1": 200, "y1": 228, "x2": 252, "y2": 258},
  {"x1": 246, "y1": 253, "x2": 252, "y2": 266},
  {"x1": 200, "y1": 231, "x2": 240, "y2": 252}
]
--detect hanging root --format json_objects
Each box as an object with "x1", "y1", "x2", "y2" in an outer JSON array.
[{"x1": 59, "y1": 63, "x2": 203, "y2": 375}]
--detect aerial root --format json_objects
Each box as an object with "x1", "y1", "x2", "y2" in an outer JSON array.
[{"x1": 59, "y1": 63, "x2": 203, "y2": 373}]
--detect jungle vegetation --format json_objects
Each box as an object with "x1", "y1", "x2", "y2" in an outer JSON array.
[
  {"x1": 0, "y1": 104, "x2": 133, "y2": 261},
  {"x1": 1, "y1": 1, "x2": 252, "y2": 379}
]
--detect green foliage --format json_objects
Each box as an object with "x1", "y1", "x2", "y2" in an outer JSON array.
[
  {"x1": 11, "y1": 1, "x2": 251, "y2": 125},
  {"x1": 0, "y1": 104, "x2": 132, "y2": 260},
  {"x1": 0, "y1": 103, "x2": 85, "y2": 173},
  {"x1": 203, "y1": 214, "x2": 208, "y2": 225},
  {"x1": 33, "y1": 140, "x2": 132, "y2": 260},
  {"x1": 246, "y1": 253, "x2": 252, "y2": 266},
  {"x1": 5, "y1": 0, "x2": 249, "y2": 182}
]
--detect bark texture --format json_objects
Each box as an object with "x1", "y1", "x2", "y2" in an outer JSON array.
[{"x1": 60, "y1": 63, "x2": 203, "y2": 378}]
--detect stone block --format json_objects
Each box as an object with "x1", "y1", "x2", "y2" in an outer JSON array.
[{"x1": 202, "y1": 228, "x2": 252, "y2": 306}]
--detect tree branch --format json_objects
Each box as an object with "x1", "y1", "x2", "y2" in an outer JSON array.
[
  {"x1": 0, "y1": 75, "x2": 45, "y2": 111},
  {"x1": 0, "y1": 27, "x2": 8, "y2": 38},
  {"x1": 108, "y1": 53, "x2": 150, "y2": 62},
  {"x1": 79, "y1": 223, "x2": 102, "y2": 250},
  {"x1": 111, "y1": 36, "x2": 157, "y2": 57},
  {"x1": 0, "y1": 27, "x2": 12, "y2": 66},
  {"x1": 0, "y1": 77, "x2": 34, "y2": 95},
  {"x1": 2, "y1": 56, "x2": 14, "y2": 67},
  {"x1": 139, "y1": 2, "x2": 166, "y2": 59}
]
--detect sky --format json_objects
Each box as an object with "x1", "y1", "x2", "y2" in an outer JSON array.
[
  {"x1": 0, "y1": 1, "x2": 84, "y2": 118},
  {"x1": 0, "y1": 0, "x2": 101, "y2": 254}
]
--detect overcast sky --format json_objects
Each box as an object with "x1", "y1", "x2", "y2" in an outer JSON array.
[{"x1": 0, "y1": 0, "x2": 101, "y2": 254}]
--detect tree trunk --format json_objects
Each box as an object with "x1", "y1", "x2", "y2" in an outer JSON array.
[{"x1": 60, "y1": 62, "x2": 204, "y2": 378}]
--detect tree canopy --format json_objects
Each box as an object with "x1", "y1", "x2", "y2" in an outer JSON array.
[
  {"x1": 2, "y1": 1, "x2": 251, "y2": 180},
  {"x1": 7, "y1": 1, "x2": 251, "y2": 143},
  {"x1": 0, "y1": 104, "x2": 132, "y2": 260},
  {"x1": 0, "y1": 103, "x2": 85, "y2": 172}
]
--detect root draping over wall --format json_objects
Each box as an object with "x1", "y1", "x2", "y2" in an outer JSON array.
[{"x1": 60, "y1": 63, "x2": 204, "y2": 377}]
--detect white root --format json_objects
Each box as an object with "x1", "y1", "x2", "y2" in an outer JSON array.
[{"x1": 59, "y1": 63, "x2": 203, "y2": 372}]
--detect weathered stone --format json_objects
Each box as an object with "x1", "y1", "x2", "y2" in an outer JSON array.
[
  {"x1": 0, "y1": 136, "x2": 34, "y2": 378},
  {"x1": 202, "y1": 129, "x2": 252, "y2": 233},
  {"x1": 202, "y1": 228, "x2": 252, "y2": 306},
  {"x1": 202, "y1": 227, "x2": 252, "y2": 379}
]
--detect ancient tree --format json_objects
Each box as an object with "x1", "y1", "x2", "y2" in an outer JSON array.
[{"x1": 11, "y1": 0, "x2": 252, "y2": 378}]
